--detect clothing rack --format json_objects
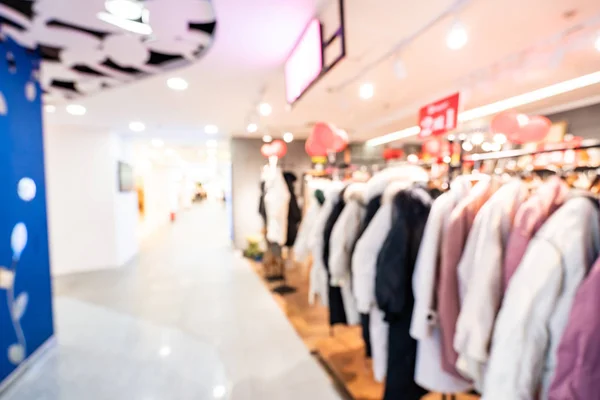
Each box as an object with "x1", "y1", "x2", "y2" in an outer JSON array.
[{"x1": 464, "y1": 139, "x2": 600, "y2": 162}]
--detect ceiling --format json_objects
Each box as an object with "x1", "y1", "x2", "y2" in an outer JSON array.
[
  {"x1": 0, "y1": 0, "x2": 217, "y2": 99},
  {"x1": 39, "y1": 0, "x2": 322, "y2": 142},
  {"x1": 259, "y1": 0, "x2": 600, "y2": 142},
  {"x1": 14, "y1": 0, "x2": 600, "y2": 145}
]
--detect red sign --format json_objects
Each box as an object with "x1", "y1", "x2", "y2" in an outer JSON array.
[{"x1": 418, "y1": 92, "x2": 460, "y2": 139}]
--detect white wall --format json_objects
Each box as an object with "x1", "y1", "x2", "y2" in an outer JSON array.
[{"x1": 44, "y1": 125, "x2": 139, "y2": 276}]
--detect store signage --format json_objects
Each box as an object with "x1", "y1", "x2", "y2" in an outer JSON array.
[
  {"x1": 418, "y1": 92, "x2": 460, "y2": 138},
  {"x1": 285, "y1": 18, "x2": 324, "y2": 104}
]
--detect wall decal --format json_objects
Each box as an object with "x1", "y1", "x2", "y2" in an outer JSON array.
[
  {"x1": 0, "y1": 0, "x2": 217, "y2": 101},
  {"x1": 0, "y1": 36, "x2": 53, "y2": 388}
]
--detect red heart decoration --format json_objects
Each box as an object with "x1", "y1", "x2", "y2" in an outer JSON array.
[
  {"x1": 509, "y1": 115, "x2": 551, "y2": 144},
  {"x1": 305, "y1": 134, "x2": 327, "y2": 157},
  {"x1": 310, "y1": 122, "x2": 349, "y2": 153},
  {"x1": 383, "y1": 148, "x2": 404, "y2": 160},
  {"x1": 491, "y1": 110, "x2": 522, "y2": 137},
  {"x1": 270, "y1": 140, "x2": 287, "y2": 158},
  {"x1": 261, "y1": 140, "x2": 287, "y2": 158}
]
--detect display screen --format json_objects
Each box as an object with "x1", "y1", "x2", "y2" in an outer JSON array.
[
  {"x1": 118, "y1": 161, "x2": 134, "y2": 192},
  {"x1": 285, "y1": 19, "x2": 323, "y2": 104}
]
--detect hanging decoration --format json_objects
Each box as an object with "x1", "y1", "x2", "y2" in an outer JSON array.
[
  {"x1": 383, "y1": 148, "x2": 404, "y2": 161},
  {"x1": 261, "y1": 139, "x2": 287, "y2": 158},
  {"x1": 305, "y1": 135, "x2": 327, "y2": 157},
  {"x1": 310, "y1": 122, "x2": 349, "y2": 153},
  {"x1": 515, "y1": 115, "x2": 552, "y2": 144},
  {"x1": 490, "y1": 110, "x2": 523, "y2": 137},
  {"x1": 491, "y1": 111, "x2": 552, "y2": 144}
]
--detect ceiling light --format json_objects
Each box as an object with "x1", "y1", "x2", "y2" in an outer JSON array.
[
  {"x1": 97, "y1": 12, "x2": 152, "y2": 35},
  {"x1": 493, "y1": 133, "x2": 507, "y2": 144},
  {"x1": 470, "y1": 133, "x2": 485, "y2": 145},
  {"x1": 247, "y1": 123, "x2": 258, "y2": 133},
  {"x1": 366, "y1": 125, "x2": 420, "y2": 147},
  {"x1": 66, "y1": 104, "x2": 86, "y2": 116},
  {"x1": 205, "y1": 125, "x2": 218, "y2": 135},
  {"x1": 206, "y1": 140, "x2": 218, "y2": 148},
  {"x1": 167, "y1": 77, "x2": 188, "y2": 91},
  {"x1": 462, "y1": 141, "x2": 474, "y2": 151},
  {"x1": 359, "y1": 83, "x2": 374, "y2": 100},
  {"x1": 165, "y1": 148, "x2": 175, "y2": 156},
  {"x1": 44, "y1": 105, "x2": 56, "y2": 113},
  {"x1": 595, "y1": 34, "x2": 600, "y2": 52},
  {"x1": 151, "y1": 139, "x2": 164, "y2": 148},
  {"x1": 259, "y1": 103, "x2": 272, "y2": 116},
  {"x1": 158, "y1": 346, "x2": 171, "y2": 357},
  {"x1": 262, "y1": 135, "x2": 272, "y2": 143},
  {"x1": 393, "y1": 59, "x2": 407, "y2": 80},
  {"x1": 283, "y1": 132, "x2": 294, "y2": 143},
  {"x1": 446, "y1": 20, "x2": 468, "y2": 50},
  {"x1": 129, "y1": 121, "x2": 145, "y2": 132},
  {"x1": 459, "y1": 70, "x2": 600, "y2": 122},
  {"x1": 105, "y1": 0, "x2": 144, "y2": 20},
  {"x1": 481, "y1": 142, "x2": 493, "y2": 152},
  {"x1": 367, "y1": 70, "x2": 600, "y2": 146}
]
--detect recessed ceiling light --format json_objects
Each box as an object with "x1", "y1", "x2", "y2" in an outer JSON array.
[
  {"x1": 205, "y1": 125, "x2": 218, "y2": 135},
  {"x1": 446, "y1": 20, "x2": 468, "y2": 50},
  {"x1": 359, "y1": 83, "x2": 374, "y2": 100},
  {"x1": 206, "y1": 139, "x2": 218, "y2": 148},
  {"x1": 105, "y1": 0, "x2": 144, "y2": 20},
  {"x1": 262, "y1": 135, "x2": 272, "y2": 143},
  {"x1": 167, "y1": 77, "x2": 188, "y2": 91},
  {"x1": 462, "y1": 141, "x2": 474, "y2": 151},
  {"x1": 283, "y1": 132, "x2": 294, "y2": 143},
  {"x1": 247, "y1": 123, "x2": 258, "y2": 133},
  {"x1": 151, "y1": 138, "x2": 164, "y2": 148},
  {"x1": 129, "y1": 121, "x2": 146, "y2": 132},
  {"x1": 258, "y1": 102, "x2": 272, "y2": 116},
  {"x1": 97, "y1": 12, "x2": 152, "y2": 35},
  {"x1": 44, "y1": 104, "x2": 56, "y2": 113},
  {"x1": 66, "y1": 104, "x2": 86, "y2": 116}
]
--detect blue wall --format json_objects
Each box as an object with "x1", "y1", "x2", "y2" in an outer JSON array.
[{"x1": 0, "y1": 37, "x2": 54, "y2": 386}]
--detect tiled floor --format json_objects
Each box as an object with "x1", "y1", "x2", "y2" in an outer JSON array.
[{"x1": 1, "y1": 201, "x2": 341, "y2": 400}]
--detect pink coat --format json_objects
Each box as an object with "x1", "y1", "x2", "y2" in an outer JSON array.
[
  {"x1": 502, "y1": 177, "x2": 568, "y2": 291},
  {"x1": 548, "y1": 256, "x2": 600, "y2": 400},
  {"x1": 437, "y1": 178, "x2": 494, "y2": 378}
]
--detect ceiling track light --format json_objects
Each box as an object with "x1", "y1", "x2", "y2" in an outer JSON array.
[
  {"x1": 359, "y1": 83, "x2": 374, "y2": 100},
  {"x1": 247, "y1": 123, "x2": 258, "y2": 133},
  {"x1": 366, "y1": 70, "x2": 600, "y2": 147},
  {"x1": 446, "y1": 19, "x2": 468, "y2": 50},
  {"x1": 259, "y1": 103, "x2": 272, "y2": 117},
  {"x1": 283, "y1": 132, "x2": 294, "y2": 143}
]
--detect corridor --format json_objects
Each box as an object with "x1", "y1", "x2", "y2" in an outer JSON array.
[{"x1": 1, "y1": 202, "x2": 341, "y2": 400}]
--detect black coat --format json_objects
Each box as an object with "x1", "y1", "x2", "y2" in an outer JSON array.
[
  {"x1": 375, "y1": 187, "x2": 432, "y2": 400},
  {"x1": 322, "y1": 187, "x2": 348, "y2": 326},
  {"x1": 349, "y1": 194, "x2": 382, "y2": 358},
  {"x1": 283, "y1": 172, "x2": 302, "y2": 247}
]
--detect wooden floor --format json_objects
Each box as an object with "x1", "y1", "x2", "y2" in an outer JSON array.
[{"x1": 252, "y1": 259, "x2": 480, "y2": 400}]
